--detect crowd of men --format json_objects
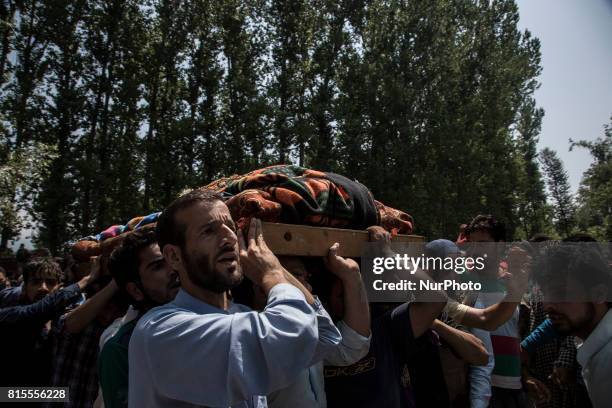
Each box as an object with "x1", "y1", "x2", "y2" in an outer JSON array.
[{"x1": 0, "y1": 189, "x2": 610, "y2": 408}]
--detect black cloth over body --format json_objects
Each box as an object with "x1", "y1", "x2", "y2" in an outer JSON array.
[{"x1": 323, "y1": 172, "x2": 379, "y2": 230}]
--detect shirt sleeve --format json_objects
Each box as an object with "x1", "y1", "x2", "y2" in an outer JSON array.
[
  {"x1": 324, "y1": 320, "x2": 371, "y2": 366},
  {"x1": 0, "y1": 283, "x2": 82, "y2": 324},
  {"x1": 309, "y1": 297, "x2": 343, "y2": 365},
  {"x1": 0, "y1": 287, "x2": 22, "y2": 307},
  {"x1": 132, "y1": 283, "x2": 320, "y2": 407}
]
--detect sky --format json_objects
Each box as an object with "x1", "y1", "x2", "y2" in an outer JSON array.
[{"x1": 515, "y1": 0, "x2": 612, "y2": 193}]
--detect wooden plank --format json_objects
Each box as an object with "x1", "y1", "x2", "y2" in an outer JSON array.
[{"x1": 262, "y1": 222, "x2": 424, "y2": 257}]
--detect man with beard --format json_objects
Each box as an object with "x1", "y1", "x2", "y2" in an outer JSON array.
[
  {"x1": 536, "y1": 244, "x2": 612, "y2": 408},
  {"x1": 128, "y1": 189, "x2": 341, "y2": 407},
  {"x1": 0, "y1": 257, "x2": 97, "y2": 386},
  {"x1": 98, "y1": 227, "x2": 180, "y2": 408}
]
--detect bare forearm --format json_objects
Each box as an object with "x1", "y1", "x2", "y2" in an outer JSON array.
[
  {"x1": 64, "y1": 280, "x2": 118, "y2": 334},
  {"x1": 482, "y1": 301, "x2": 519, "y2": 330},
  {"x1": 462, "y1": 301, "x2": 519, "y2": 331},
  {"x1": 410, "y1": 301, "x2": 447, "y2": 338},
  {"x1": 340, "y1": 277, "x2": 371, "y2": 337},
  {"x1": 433, "y1": 319, "x2": 488, "y2": 365}
]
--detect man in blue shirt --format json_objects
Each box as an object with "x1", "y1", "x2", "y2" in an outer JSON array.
[
  {"x1": 129, "y1": 189, "x2": 341, "y2": 407},
  {"x1": 0, "y1": 257, "x2": 96, "y2": 386}
]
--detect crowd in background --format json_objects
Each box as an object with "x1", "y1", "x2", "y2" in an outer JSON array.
[{"x1": 1, "y1": 193, "x2": 610, "y2": 408}]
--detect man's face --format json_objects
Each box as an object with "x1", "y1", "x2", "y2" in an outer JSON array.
[
  {"x1": 177, "y1": 200, "x2": 242, "y2": 293},
  {"x1": 543, "y1": 301, "x2": 594, "y2": 336},
  {"x1": 467, "y1": 229, "x2": 501, "y2": 276},
  {"x1": 24, "y1": 271, "x2": 60, "y2": 303},
  {"x1": 137, "y1": 243, "x2": 180, "y2": 305},
  {"x1": 542, "y1": 275, "x2": 595, "y2": 336}
]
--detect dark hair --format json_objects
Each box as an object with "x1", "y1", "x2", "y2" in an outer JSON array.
[
  {"x1": 84, "y1": 274, "x2": 113, "y2": 298},
  {"x1": 529, "y1": 233, "x2": 553, "y2": 243},
  {"x1": 563, "y1": 233, "x2": 597, "y2": 242},
  {"x1": 23, "y1": 258, "x2": 62, "y2": 283},
  {"x1": 466, "y1": 214, "x2": 506, "y2": 242},
  {"x1": 535, "y1": 243, "x2": 611, "y2": 302},
  {"x1": 108, "y1": 227, "x2": 157, "y2": 291},
  {"x1": 156, "y1": 189, "x2": 223, "y2": 251}
]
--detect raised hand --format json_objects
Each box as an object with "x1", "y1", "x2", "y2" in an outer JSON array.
[
  {"x1": 504, "y1": 246, "x2": 531, "y2": 297},
  {"x1": 324, "y1": 243, "x2": 360, "y2": 284},
  {"x1": 238, "y1": 218, "x2": 287, "y2": 294}
]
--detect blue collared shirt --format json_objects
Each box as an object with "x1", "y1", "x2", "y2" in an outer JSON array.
[
  {"x1": 267, "y1": 320, "x2": 371, "y2": 408},
  {"x1": 128, "y1": 283, "x2": 341, "y2": 407}
]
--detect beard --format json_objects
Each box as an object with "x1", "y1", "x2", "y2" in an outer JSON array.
[
  {"x1": 550, "y1": 304, "x2": 595, "y2": 335},
  {"x1": 182, "y1": 247, "x2": 243, "y2": 294},
  {"x1": 137, "y1": 282, "x2": 178, "y2": 311}
]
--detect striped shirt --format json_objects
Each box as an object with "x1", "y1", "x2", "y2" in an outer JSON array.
[{"x1": 478, "y1": 290, "x2": 522, "y2": 389}]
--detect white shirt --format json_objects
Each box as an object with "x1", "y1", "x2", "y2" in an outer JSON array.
[{"x1": 577, "y1": 309, "x2": 612, "y2": 408}]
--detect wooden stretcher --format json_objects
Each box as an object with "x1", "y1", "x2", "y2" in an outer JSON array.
[
  {"x1": 262, "y1": 222, "x2": 424, "y2": 258},
  {"x1": 73, "y1": 222, "x2": 424, "y2": 272}
]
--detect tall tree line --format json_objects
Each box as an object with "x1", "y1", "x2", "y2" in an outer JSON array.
[
  {"x1": 539, "y1": 148, "x2": 575, "y2": 237},
  {"x1": 571, "y1": 117, "x2": 612, "y2": 241},
  {"x1": 1, "y1": 0, "x2": 551, "y2": 252}
]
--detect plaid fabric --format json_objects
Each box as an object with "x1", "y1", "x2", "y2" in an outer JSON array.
[
  {"x1": 204, "y1": 164, "x2": 414, "y2": 233},
  {"x1": 44, "y1": 315, "x2": 104, "y2": 408},
  {"x1": 525, "y1": 289, "x2": 577, "y2": 408}
]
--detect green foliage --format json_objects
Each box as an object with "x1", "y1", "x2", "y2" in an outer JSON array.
[
  {"x1": 0, "y1": 0, "x2": 550, "y2": 250},
  {"x1": 0, "y1": 141, "x2": 57, "y2": 249},
  {"x1": 571, "y1": 117, "x2": 612, "y2": 240},
  {"x1": 513, "y1": 98, "x2": 554, "y2": 238},
  {"x1": 539, "y1": 147, "x2": 576, "y2": 237}
]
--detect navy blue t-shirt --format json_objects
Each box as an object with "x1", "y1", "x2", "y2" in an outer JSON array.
[{"x1": 324, "y1": 302, "x2": 450, "y2": 408}]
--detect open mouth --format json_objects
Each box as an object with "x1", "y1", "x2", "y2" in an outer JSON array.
[{"x1": 217, "y1": 251, "x2": 238, "y2": 264}]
